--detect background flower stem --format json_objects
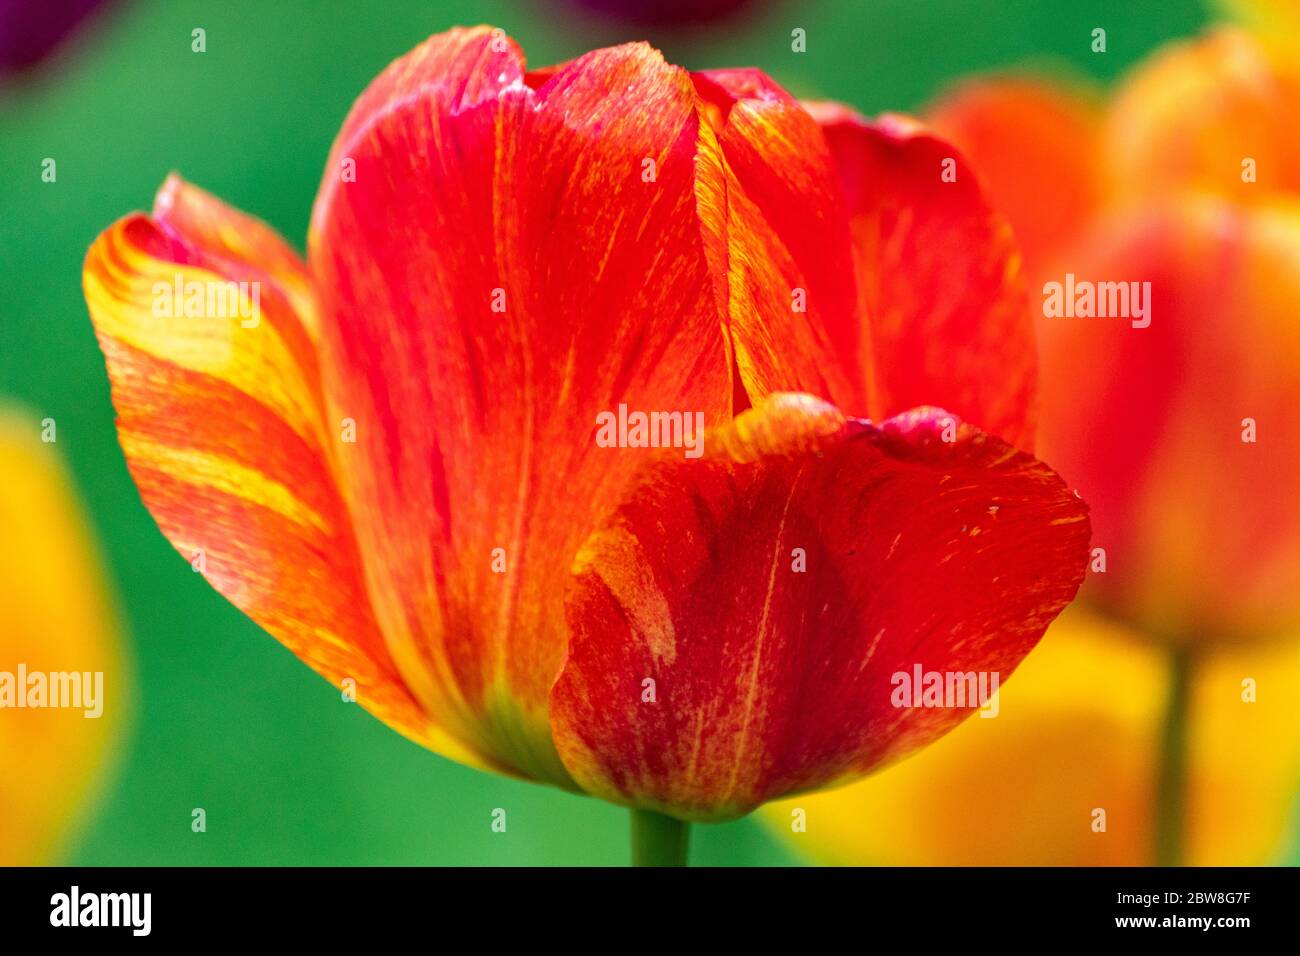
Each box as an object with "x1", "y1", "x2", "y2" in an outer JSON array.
[
  {"x1": 1155, "y1": 643, "x2": 1193, "y2": 866},
  {"x1": 630, "y1": 809, "x2": 690, "y2": 866}
]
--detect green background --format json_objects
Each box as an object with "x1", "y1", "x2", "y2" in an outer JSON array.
[{"x1": 0, "y1": 0, "x2": 1220, "y2": 865}]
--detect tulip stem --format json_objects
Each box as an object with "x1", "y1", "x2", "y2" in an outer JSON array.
[
  {"x1": 630, "y1": 809, "x2": 690, "y2": 866},
  {"x1": 1154, "y1": 643, "x2": 1193, "y2": 866}
]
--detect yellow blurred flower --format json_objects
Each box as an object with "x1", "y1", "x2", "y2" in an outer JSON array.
[
  {"x1": 0, "y1": 410, "x2": 126, "y2": 864},
  {"x1": 765, "y1": 605, "x2": 1300, "y2": 865},
  {"x1": 1217, "y1": 0, "x2": 1300, "y2": 38}
]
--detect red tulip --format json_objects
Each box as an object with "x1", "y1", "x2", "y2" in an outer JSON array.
[{"x1": 83, "y1": 27, "x2": 1088, "y2": 841}]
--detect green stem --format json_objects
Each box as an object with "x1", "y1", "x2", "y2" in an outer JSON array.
[
  {"x1": 630, "y1": 808, "x2": 691, "y2": 866},
  {"x1": 1154, "y1": 644, "x2": 1193, "y2": 866}
]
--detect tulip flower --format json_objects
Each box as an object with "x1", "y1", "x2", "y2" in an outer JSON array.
[
  {"x1": 0, "y1": 410, "x2": 125, "y2": 864},
  {"x1": 83, "y1": 26, "x2": 1090, "y2": 863},
  {"x1": 766, "y1": 22, "x2": 1300, "y2": 867}
]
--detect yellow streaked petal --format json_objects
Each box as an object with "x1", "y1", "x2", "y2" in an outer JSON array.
[
  {"x1": 82, "y1": 180, "x2": 505, "y2": 775},
  {"x1": 84, "y1": 215, "x2": 326, "y2": 452},
  {"x1": 119, "y1": 436, "x2": 332, "y2": 537}
]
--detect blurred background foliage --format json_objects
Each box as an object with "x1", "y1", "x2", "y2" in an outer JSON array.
[{"x1": 2, "y1": 0, "x2": 1253, "y2": 865}]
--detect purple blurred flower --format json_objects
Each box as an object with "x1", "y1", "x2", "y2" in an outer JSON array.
[
  {"x1": 563, "y1": 0, "x2": 760, "y2": 28},
  {"x1": 1, "y1": 0, "x2": 118, "y2": 75}
]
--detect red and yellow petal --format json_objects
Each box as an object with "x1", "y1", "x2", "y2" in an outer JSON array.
[
  {"x1": 763, "y1": 606, "x2": 1300, "y2": 865},
  {"x1": 925, "y1": 76, "x2": 1103, "y2": 276},
  {"x1": 154, "y1": 173, "x2": 320, "y2": 338},
  {"x1": 549, "y1": 394, "x2": 1090, "y2": 821},
  {"x1": 81, "y1": 181, "x2": 487, "y2": 768},
  {"x1": 807, "y1": 104, "x2": 1037, "y2": 449},
  {"x1": 308, "y1": 28, "x2": 733, "y2": 783},
  {"x1": 0, "y1": 412, "x2": 125, "y2": 864},
  {"x1": 1038, "y1": 198, "x2": 1300, "y2": 643},
  {"x1": 690, "y1": 73, "x2": 1039, "y2": 450},
  {"x1": 691, "y1": 69, "x2": 866, "y2": 413}
]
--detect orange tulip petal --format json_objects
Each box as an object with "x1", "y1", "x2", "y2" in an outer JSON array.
[
  {"x1": 805, "y1": 103, "x2": 1037, "y2": 450},
  {"x1": 308, "y1": 28, "x2": 733, "y2": 783},
  {"x1": 0, "y1": 413, "x2": 124, "y2": 864},
  {"x1": 550, "y1": 394, "x2": 1090, "y2": 820},
  {"x1": 80, "y1": 185, "x2": 483, "y2": 766},
  {"x1": 1038, "y1": 198, "x2": 1300, "y2": 642},
  {"x1": 926, "y1": 76, "x2": 1103, "y2": 275}
]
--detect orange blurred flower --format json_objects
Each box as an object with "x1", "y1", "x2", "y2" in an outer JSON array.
[
  {"x1": 930, "y1": 25, "x2": 1300, "y2": 645},
  {"x1": 82, "y1": 26, "x2": 1090, "y2": 829},
  {"x1": 763, "y1": 19, "x2": 1300, "y2": 866},
  {"x1": 0, "y1": 410, "x2": 125, "y2": 864}
]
